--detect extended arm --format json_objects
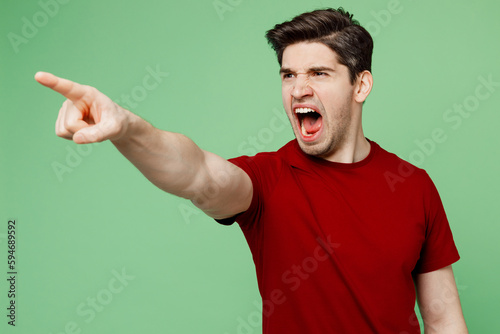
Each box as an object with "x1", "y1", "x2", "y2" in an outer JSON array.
[
  {"x1": 35, "y1": 72, "x2": 252, "y2": 219},
  {"x1": 414, "y1": 265, "x2": 468, "y2": 334}
]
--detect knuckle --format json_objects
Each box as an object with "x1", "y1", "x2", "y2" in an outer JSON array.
[
  {"x1": 86, "y1": 85, "x2": 100, "y2": 97},
  {"x1": 63, "y1": 118, "x2": 74, "y2": 130},
  {"x1": 61, "y1": 99, "x2": 72, "y2": 111},
  {"x1": 55, "y1": 127, "x2": 71, "y2": 139}
]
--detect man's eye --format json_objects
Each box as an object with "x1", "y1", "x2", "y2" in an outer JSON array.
[
  {"x1": 282, "y1": 73, "x2": 294, "y2": 79},
  {"x1": 314, "y1": 72, "x2": 327, "y2": 76}
]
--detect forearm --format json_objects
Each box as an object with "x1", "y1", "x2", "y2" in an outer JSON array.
[
  {"x1": 416, "y1": 266, "x2": 468, "y2": 334},
  {"x1": 110, "y1": 110, "x2": 252, "y2": 218},
  {"x1": 35, "y1": 70, "x2": 252, "y2": 218},
  {"x1": 111, "y1": 110, "x2": 206, "y2": 200}
]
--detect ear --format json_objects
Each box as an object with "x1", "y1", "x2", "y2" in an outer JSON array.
[{"x1": 354, "y1": 70, "x2": 373, "y2": 103}]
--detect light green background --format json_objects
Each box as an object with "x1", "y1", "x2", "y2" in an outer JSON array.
[{"x1": 1, "y1": 0, "x2": 499, "y2": 333}]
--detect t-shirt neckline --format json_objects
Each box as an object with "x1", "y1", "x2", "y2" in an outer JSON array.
[{"x1": 291, "y1": 138, "x2": 378, "y2": 170}]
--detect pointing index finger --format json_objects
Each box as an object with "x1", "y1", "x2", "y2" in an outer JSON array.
[{"x1": 35, "y1": 71, "x2": 89, "y2": 102}]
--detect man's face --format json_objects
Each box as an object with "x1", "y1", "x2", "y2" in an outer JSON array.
[{"x1": 280, "y1": 42, "x2": 356, "y2": 159}]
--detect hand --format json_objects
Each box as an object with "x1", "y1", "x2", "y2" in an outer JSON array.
[{"x1": 35, "y1": 72, "x2": 130, "y2": 144}]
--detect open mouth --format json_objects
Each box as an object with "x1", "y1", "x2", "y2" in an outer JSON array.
[{"x1": 295, "y1": 107, "x2": 323, "y2": 141}]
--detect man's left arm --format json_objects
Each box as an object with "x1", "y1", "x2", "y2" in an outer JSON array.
[{"x1": 414, "y1": 265, "x2": 468, "y2": 333}]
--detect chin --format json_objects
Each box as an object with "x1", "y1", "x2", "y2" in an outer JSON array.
[{"x1": 296, "y1": 137, "x2": 335, "y2": 157}]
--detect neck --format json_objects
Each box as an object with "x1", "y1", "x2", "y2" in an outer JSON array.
[{"x1": 321, "y1": 117, "x2": 370, "y2": 164}]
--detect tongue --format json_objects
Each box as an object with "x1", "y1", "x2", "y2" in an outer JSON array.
[{"x1": 303, "y1": 114, "x2": 322, "y2": 134}]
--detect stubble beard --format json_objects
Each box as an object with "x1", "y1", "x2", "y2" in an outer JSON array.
[{"x1": 296, "y1": 102, "x2": 352, "y2": 158}]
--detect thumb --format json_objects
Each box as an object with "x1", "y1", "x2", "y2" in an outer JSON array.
[
  {"x1": 73, "y1": 118, "x2": 123, "y2": 144},
  {"x1": 73, "y1": 125, "x2": 107, "y2": 144}
]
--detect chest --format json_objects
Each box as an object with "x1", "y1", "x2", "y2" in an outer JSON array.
[{"x1": 260, "y1": 167, "x2": 426, "y2": 276}]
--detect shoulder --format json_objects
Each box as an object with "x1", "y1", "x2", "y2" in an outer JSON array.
[
  {"x1": 230, "y1": 139, "x2": 297, "y2": 165},
  {"x1": 371, "y1": 141, "x2": 433, "y2": 193},
  {"x1": 227, "y1": 140, "x2": 298, "y2": 185}
]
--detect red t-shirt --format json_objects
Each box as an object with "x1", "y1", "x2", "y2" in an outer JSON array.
[{"x1": 219, "y1": 139, "x2": 460, "y2": 334}]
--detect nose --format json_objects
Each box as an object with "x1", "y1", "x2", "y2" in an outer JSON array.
[{"x1": 291, "y1": 73, "x2": 313, "y2": 99}]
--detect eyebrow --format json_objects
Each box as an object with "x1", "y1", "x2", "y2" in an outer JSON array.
[{"x1": 279, "y1": 66, "x2": 335, "y2": 74}]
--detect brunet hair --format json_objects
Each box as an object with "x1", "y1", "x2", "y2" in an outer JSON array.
[{"x1": 265, "y1": 8, "x2": 373, "y2": 84}]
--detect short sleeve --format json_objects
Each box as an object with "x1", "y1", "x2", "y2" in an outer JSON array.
[
  {"x1": 214, "y1": 153, "x2": 283, "y2": 229},
  {"x1": 413, "y1": 173, "x2": 460, "y2": 274}
]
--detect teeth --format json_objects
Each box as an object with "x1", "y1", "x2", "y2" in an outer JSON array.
[
  {"x1": 301, "y1": 122, "x2": 308, "y2": 136},
  {"x1": 301, "y1": 122, "x2": 312, "y2": 137},
  {"x1": 296, "y1": 107, "x2": 316, "y2": 137},
  {"x1": 295, "y1": 107, "x2": 316, "y2": 114}
]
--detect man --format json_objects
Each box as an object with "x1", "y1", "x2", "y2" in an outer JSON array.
[{"x1": 35, "y1": 7, "x2": 467, "y2": 334}]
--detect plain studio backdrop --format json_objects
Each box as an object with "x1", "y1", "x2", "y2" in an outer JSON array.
[{"x1": 1, "y1": 0, "x2": 499, "y2": 333}]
